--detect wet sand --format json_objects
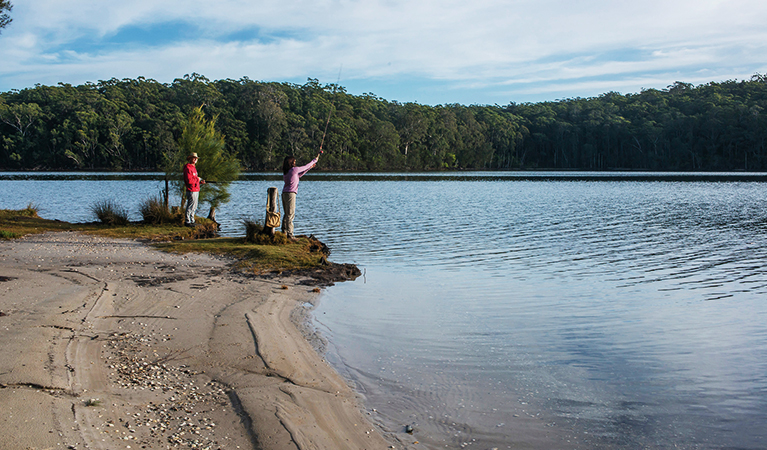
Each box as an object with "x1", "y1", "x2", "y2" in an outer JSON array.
[{"x1": 0, "y1": 232, "x2": 396, "y2": 450}]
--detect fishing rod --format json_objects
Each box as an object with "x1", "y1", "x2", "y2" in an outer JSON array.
[
  {"x1": 318, "y1": 67, "x2": 342, "y2": 155},
  {"x1": 318, "y1": 108, "x2": 331, "y2": 155}
]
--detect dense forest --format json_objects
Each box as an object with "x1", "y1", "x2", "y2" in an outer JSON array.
[{"x1": 2, "y1": 73, "x2": 767, "y2": 172}]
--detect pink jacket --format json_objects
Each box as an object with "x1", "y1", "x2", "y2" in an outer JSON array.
[{"x1": 282, "y1": 158, "x2": 317, "y2": 193}]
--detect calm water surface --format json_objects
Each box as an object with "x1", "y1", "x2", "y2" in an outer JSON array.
[{"x1": 2, "y1": 172, "x2": 767, "y2": 449}]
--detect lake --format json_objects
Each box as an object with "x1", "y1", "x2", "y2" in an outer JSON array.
[{"x1": 2, "y1": 172, "x2": 767, "y2": 449}]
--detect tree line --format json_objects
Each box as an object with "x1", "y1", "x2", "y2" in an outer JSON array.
[{"x1": 2, "y1": 73, "x2": 767, "y2": 172}]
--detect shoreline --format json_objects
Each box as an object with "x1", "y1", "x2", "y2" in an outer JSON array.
[{"x1": 0, "y1": 231, "x2": 396, "y2": 449}]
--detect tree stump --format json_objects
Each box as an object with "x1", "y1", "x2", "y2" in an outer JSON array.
[
  {"x1": 207, "y1": 206, "x2": 220, "y2": 230},
  {"x1": 263, "y1": 187, "x2": 279, "y2": 236}
]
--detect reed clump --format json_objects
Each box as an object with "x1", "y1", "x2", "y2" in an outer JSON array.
[
  {"x1": 139, "y1": 196, "x2": 180, "y2": 224},
  {"x1": 90, "y1": 199, "x2": 129, "y2": 226}
]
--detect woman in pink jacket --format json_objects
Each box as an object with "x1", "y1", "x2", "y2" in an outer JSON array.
[{"x1": 281, "y1": 154, "x2": 320, "y2": 240}]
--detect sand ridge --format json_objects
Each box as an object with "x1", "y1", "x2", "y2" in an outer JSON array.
[{"x1": 0, "y1": 231, "x2": 395, "y2": 450}]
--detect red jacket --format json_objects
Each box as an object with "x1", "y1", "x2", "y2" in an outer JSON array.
[{"x1": 183, "y1": 163, "x2": 201, "y2": 192}]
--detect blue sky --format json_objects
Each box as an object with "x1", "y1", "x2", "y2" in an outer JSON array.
[{"x1": 1, "y1": 0, "x2": 766, "y2": 105}]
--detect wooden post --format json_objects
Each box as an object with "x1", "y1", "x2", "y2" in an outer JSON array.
[
  {"x1": 163, "y1": 177, "x2": 169, "y2": 210},
  {"x1": 264, "y1": 187, "x2": 279, "y2": 236}
]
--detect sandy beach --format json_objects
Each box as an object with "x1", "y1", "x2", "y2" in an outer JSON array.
[{"x1": 0, "y1": 231, "x2": 397, "y2": 450}]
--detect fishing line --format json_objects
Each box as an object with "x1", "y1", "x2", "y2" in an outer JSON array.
[{"x1": 319, "y1": 66, "x2": 342, "y2": 154}]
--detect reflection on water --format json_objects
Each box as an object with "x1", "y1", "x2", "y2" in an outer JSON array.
[
  {"x1": 2, "y1": 172, "x2": 767, "y2": 449},
  {"x1": 307, "y1": 178, "x2": 767, "y2": 449}
]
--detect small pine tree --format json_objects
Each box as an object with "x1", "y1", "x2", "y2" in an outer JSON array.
[{"x1": 165, "y1": 106, "x2": 240, "y2": 221}]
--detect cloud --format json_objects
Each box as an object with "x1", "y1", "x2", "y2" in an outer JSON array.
[{"x1": 1, "y1": 0, "x2": 766, "y2": 104}]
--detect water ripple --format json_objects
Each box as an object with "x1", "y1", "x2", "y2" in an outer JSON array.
[{"x1": 5, "y1": 173, "x2": 767, "y2": 449}]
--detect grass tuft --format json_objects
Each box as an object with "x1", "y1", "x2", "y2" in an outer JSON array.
[
  {"x1": 243, "y1": 219, "x2": 262, "y2": 242},
  {"x1": 20, "y1": 203, "x2": 40, "y2": 217},
  {"x1": 243, "y1": 219, "x2": 289, "y2": 245},
  {"x1": 0, "y1": 230, "x2": 21, "y2": 240},
  {"x1": 139, "y1": 196, "x2": 180, "y2": 225},
  {"x1": 189, "y1": 220, "x2": 219, "y2": 239},
  {"x1": 91, "y1": 199, "x2": 130, "y2": 226}
]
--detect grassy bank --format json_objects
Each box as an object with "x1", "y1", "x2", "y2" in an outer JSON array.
[{"x1": 0, "y1": 206, "x2": 330, "y2": 274}]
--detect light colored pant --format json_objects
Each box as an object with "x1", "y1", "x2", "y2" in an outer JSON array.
[
  {"x1": 185, "y1": 191, "x2": 199, "y2": 224},
  {"x1": 281, "y1": 192, "x2": 296, "y2": 238}
]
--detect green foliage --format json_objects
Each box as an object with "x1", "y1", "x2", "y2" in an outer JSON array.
[
  {"x1": 165, "y1": 106, "x2": 240, "y2": 214},
  {"x1": 2, "y1": 74, "x2": 767, "y2": 171},
  {"x1": 90, "y1": 199, "x2": 130, "y2": 226},
  {"x1": 0, "y1": 230, "x2": 20, "y2": 239}
]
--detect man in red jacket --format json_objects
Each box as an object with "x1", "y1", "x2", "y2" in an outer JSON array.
[{"x1": 183, "y1": 153, "x2": 205, "y2": 227}]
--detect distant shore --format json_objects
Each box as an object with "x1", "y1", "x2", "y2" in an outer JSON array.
[{"x1": 0, "y1": 231, "x2": 396, "y2": 450}]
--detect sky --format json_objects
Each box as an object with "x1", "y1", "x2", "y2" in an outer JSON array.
[{"x1": 1, "y1": 0, "x2": 766, "y2": 106}]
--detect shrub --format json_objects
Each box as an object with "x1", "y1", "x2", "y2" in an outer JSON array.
[
  {"x1": 90, "y1": 199, "x2": 129, "y2": 226},
  {"x1": 139, "y1": 195, "x2": 178, "y2": 224}
]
